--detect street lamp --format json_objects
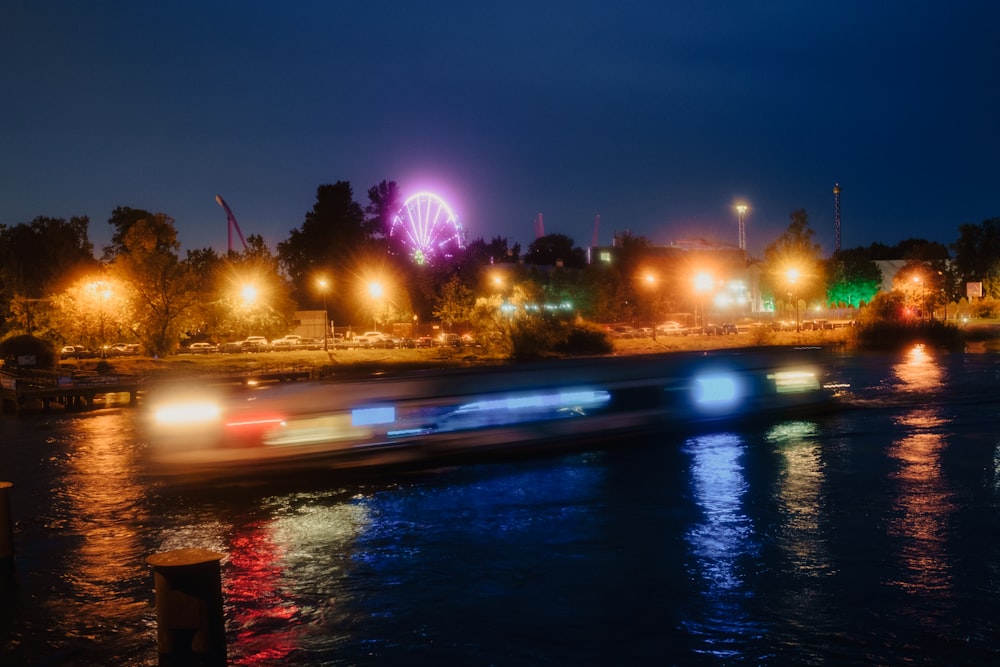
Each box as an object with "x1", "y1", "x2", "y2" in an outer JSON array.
[
  {"x1": 694, "y1": 271, "x2": 713, "y2": 328},
  {"x1": 90, "y1": 281, "x2": 112, "y2": 357},
  {"x1": 785, "y1": 268, "x2": 801, "y2": 332},
  {"x1": 643, "y1": 272, "x2": 659, "y2": 339},
  {"x1": 368, "y1": 281, "x2": 384, "y2": 331},
  {"x1": 736, "y1": 204, "x2": 748, "y2": 252},
  {"x1": 240, "y1": 284, "x2": 258, "y2": 305},
  {"x1": 317, "y1": 277, "x2": 330, "y2": 351}
]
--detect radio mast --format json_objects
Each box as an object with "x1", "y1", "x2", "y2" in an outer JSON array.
[{"x1": 833, "y1": 183, "x2": 842, "y2": 252}]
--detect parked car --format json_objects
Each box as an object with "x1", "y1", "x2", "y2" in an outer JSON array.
[
  {"x1": 187, "y1": 342, "x2": 218, "y2": 354},
  {"x1": 60, "y1": 345, "x2": 93, "y2": 359},
  {"x1": 415, "y1": 336, "x2": 435, "y2": 348},
  {"x1": 354, "y1": 332, "x2": 395, "y2": 348},
  {"x1": 609, "y1": 326, "x2": 637, "y2": 339},
  {"x1": 702, "y1": 322, "x2": 738, "y2": 335},
  {"x1": 656, "y1": 321, "x2": 685, "y2": 335},
  {"x1": 439, "y1": 333, "x2": 462, "y2": 347},
  {"x1": 270, "y1": 335, "x2": 302, "y2": 349},
  {"x1": 221, "y1": 336, "x2": 269, "y2": 353},
  {"x1": 110, "y1": 343, "x2": 141, "y2": 356}
]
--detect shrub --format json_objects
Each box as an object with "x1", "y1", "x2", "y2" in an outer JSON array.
[
  {"x1": 553, "y1": 323, "x2": 613, "y2": 356},
  {"x1": 855, "y1": 320, "x2": 964, "y2": 350}
]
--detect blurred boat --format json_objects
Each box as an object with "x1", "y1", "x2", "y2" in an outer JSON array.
[{"x1": 143, "y1": 346, "x2": 838, "y2": 480}]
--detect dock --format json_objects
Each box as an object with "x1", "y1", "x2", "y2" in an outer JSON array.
[{"x1": 1, "y1": 368, "x2": 141, "y2": 414}]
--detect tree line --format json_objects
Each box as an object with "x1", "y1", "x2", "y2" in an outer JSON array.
[{"x1": 1, "y1": 179, "x2": 999, "y2": 358}]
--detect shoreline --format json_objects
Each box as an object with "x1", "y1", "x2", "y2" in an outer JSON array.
[{"x1": 45, "y1": 323, "x2": 1000, "y2": 382}]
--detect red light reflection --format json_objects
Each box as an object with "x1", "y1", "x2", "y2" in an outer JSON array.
[{"x1": 225, "y1": 521, "x2": 300, "y2": 665}]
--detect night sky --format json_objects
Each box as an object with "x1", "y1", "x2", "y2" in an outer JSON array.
[{"x1": 3, "y1": 1, "x2": 997, "y2": 259}]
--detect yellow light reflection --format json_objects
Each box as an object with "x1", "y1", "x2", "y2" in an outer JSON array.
[
  {"x1": 892, "y1": 344, "x2": 943, "y2": 394},
  {"x1": 55, "y1": 413, "x2": 148, "y2": 633},
  {"x1": 887, "y1": 344, "x2": 955, "y2": 605},
  {"x1": 766, "y1": 421, "x2": 831, "y2": 580}
]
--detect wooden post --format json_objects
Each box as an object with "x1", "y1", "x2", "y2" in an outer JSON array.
[
  {"x1": 146, "y1": 548, "x2": 226, "y2": 665},
  {"x1": 0, "y1": 482, "x2": 13, "y2": 562}
]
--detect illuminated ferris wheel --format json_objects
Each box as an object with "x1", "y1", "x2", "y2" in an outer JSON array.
[{"x1": 390, "y1": 192, "x2": 466, "y2": 264}]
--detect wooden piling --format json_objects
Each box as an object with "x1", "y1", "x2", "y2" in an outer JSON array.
[{"x1": 146, "y1": 548, "x2": 226, "y2": 665}]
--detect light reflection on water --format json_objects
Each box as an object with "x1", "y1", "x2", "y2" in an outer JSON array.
[
  {"x1": 767, "y1": 421, "x2": 831, "y2": 579},
  {"x1": 3, "y1": 350, "x2": 1000, "y2": 664},
  {"x1": 682, "y1": 432, "x2": 759, "y2": 658},
  {"x1": 47, "y1": 412, "x2": 153, "y2": 654},
  {"x1": 887, "y1": 345, "x2": 956, "y2": 611}
]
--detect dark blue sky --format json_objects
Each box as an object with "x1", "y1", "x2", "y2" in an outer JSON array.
[{"x1": 3, "y1": 1, "x2": 997, "y2": 259}]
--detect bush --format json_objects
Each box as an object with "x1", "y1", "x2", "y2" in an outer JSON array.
[
  {"x1": 553, "y1": 323, "x2": 613, "y2": 356},
  {"x1": 0, "y1": 334, "x2": 57, "y2": 370},
  {"x1": 855, "y1": 320, "x2": 964, "y2": 350}
]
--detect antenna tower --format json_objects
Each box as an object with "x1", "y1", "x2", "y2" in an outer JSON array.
[
  {"x1": 534, "y1": 212, "x2": 545, "y2": 239},
  {"x1": 833, "y1": 183, "x2": 842, "y2": 252}
]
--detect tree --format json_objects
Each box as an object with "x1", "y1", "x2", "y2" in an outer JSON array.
[
  {"x1": 525, "y1": 233, "x2": 586, "y2": 269},
  {"x1": 825, "y1": 249, "x2": 883, "y2": 308},
  {"x1": 107, "y1": 212, "x2": 200, "y2": 355},
  {"x1": 0, "y1": 215, "x2": 98, "y2": 336},
  {"x1": 104, "y1": 206, "x2": 156, "y2": 260},
  {"x1": 762, "y1": 210, "x2": 826, "y2": 311},
  {"x1": 184, "y1": 236, "x2": 295, "y2": 343},
  {"x1": 278, "y1": 181, "x2": 368, "y2": 307},
  {"x1": 463, "y1": 236, "x2": 521, "y2": 266},
  {"x1": 952, "y1": 217, "x2": 1000, "y2": 297},
  {"x1": 433, "y1": 274, "x2": 475, "y2": 332},
  {"x1": 364, "y1": 180, "x2": 401, "y2": 239},
  {"x1": 891, "y1": 258, "x2": 953, "y2": 319},
  {"x1": 49, "y1": 273, "x2": 127, "y2": 350}
]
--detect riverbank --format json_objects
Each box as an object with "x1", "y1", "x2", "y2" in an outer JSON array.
[{"x1": 54, "y1": 327, "x2": 856, "y2": 381}]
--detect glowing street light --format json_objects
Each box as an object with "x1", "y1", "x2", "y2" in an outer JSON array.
[
  {"x1": 694, "y1": 271, "x2": 714, "y2": 327},
  {"x1": 89, "y1": 281, "x2": 112, "y2": 357},
  {"x1": 368, "y1": 281, "x2": 385, "y2": 331},
  {"x1": 643, "y1": 272, "x2": 660, "y2": 339},
  {"x1": 240, "y1": 284, "x2": 258, "y2": 305},
  {"x1": 785, "y1": 267, "x2": 801, "y2": 332},
  {"x1": 317, "y1": 277, "x2": 330, "y2": 351}
]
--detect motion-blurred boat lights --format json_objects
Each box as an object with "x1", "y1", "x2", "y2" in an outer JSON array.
[
  {"x1": 692, "y1": 373, "x2": 742, "y2": 411},
  {"x1": 767, "y1": 369, "x2": 820, "y2": 394},
  {"x1": 152, "y1": 400, "x2": 221, "y2": 425}
]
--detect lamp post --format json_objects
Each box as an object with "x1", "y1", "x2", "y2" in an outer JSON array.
[
  {"x1": 317, "y1": 277, "x2": 330, "y2": 351},
  {"x1": 368, "y1": 281, "x2": 384, "y2": 331},
  {"x1": 786, "y1": 268, "x2": 801, "y2": 332},
  {"x1": 736, "y1": 204, "x2": 748, "y2": 252},
  {"x1": 694, "y1": 271, "x2": 713, "y2": 329},
  {"x1": 644, "y1": 272, "x2": 658, "y2": 340},
  {"x1": 90, "y1": 281, "x2": 111, "y2": 357}
]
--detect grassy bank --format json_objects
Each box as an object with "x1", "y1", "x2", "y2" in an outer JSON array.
[{"x1": 56, "y1": 327, "x2": 855, "y2": 380}]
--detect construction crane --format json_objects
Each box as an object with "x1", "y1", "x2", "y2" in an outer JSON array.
[{"x1": 215, "y1": 195, "x2": 249, "y2": 253}]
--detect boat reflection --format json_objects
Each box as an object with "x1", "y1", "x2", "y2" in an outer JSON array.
[{"x1": 143, "y1": 348, "x2": 836, "y2": 482}]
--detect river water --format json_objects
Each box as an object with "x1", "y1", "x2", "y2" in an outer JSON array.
[{"x1": 2, "y1": 345, "x2": 999, "y2": 666}]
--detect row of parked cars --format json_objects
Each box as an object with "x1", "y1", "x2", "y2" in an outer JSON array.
[
  {"x1": 179, "y1": 332, "x2": 478, "y2": 354},
  {"x1": 609, "y1": 322, "x2": 741, "y2": 338},
  {"x1": 60, "y1": 343, "x2": 141, "y2": 359}
]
